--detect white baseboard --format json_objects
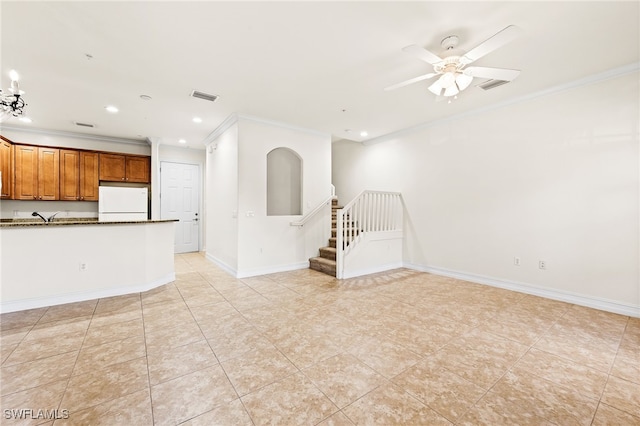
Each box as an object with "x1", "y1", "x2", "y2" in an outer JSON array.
[
  {"x1": 203, "y1": 253, "x2": 309, "y2": 278},
  {"x1": 340, "y1": 261, "x2": 404, "y2": 279},
  {"x1": 405, "y1": 263, "x2": 640, "y2": 318},
  {"x1": 204, "y1": 253, "x2": 238, "y2": 277},
  {"x1": 236, "y1": 262, "x2": 310, "y2": 278},
  {"x1": 0, "y1": 273, "x2": 175, "y2": 314}
]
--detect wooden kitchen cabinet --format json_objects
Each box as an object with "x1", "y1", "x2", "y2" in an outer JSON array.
[
  {"x1": 0, "y1": 138, "x2": 13, "y2": 199},
  {"x1": 14, "y1": 144, "x2": 59, "y2": 200},
  {"x1": 99, "y1": 153, "x2": 150, "y2": 183},
  {"x1": 80, "y1": 151, "x2": 99, "y2": 200},
  {"x1": 125, "y1": 155, "x2": 150, "y2": 183},
  {"x1": 60, "y1": 150, "x2": 99, "y2": 201},
  {"x1": 60, "y1": 149, "x2": 79, "y2": 201}
]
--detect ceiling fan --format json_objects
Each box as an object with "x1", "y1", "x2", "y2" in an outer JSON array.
[{"x1": 385, "y1": 25, "x2": 523, "y2": 98}]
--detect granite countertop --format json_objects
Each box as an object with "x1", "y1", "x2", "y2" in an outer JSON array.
[{"x1": 0, "y1": 218, "x2": 178, "y2": 228}]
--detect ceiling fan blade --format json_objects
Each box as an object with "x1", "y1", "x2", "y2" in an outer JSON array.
[
  {"x1": 384, "y1": 73, "x2": 438, "y2": 91},
  {"x1": 463, "y1": 66, "x2": 520, "y2": 81},
  {"x1": 402, "y1": 44, "x2": 443, "y2": 65},
  {"x1": 460, "y1": 25, "x2": 523, "y2": 64}
]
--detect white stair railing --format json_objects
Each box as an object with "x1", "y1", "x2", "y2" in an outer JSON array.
[
  {"x1": 290, "y1": 184, "x2": 336, "y2": 227},
  {"x1": 336, "y1": 190, "x2": 403, "y2": 278}
]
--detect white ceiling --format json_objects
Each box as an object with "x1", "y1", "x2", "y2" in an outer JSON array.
[{"x1": 1, "y1": 1, "x2": 638, "y2": 149}]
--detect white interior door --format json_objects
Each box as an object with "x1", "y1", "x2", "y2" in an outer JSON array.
[{"x1": 160, "y1": 162, "x2": 200, "y2": 253}]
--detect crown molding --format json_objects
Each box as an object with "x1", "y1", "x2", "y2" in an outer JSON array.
[
  {"x1": 235, "y1": 113, "x2": 329, "y2": 138},
  {"x1": 202, "y1": 113, "x2": 239, "y2": 146},
  {"x1": 0, "y1": 125, "x2": 149, "y2": 146},
  {"x1": 202, "y1": 112, "x2": 329, "y2": 147}
]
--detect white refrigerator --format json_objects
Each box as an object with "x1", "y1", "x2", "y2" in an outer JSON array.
[{"x1": 98, "y1": 186, "x2": 148, "y2": 222}]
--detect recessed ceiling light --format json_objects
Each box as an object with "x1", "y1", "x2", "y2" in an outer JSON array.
[
  {"x1": 360, "y1": 131, "x2": 368, "y2": 137},
  {"x1": 192, "y1": 117, "x2": 202, "y2": 123},
  {"x1": 178, "y1": 139, "x2": 186, "y2": 144},
  {"x1": 105, "y1": 105, "x2": 119, "y2": 113},
  {"x1": 19, "y1": 117, "x2": 32, "y2": 123},
  {"x1": 139, "y1": 95, "x2": 152, "y2": 101}
]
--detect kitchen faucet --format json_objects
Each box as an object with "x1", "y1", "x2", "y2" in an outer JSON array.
[
  {"x1": 31, "y1": 211, "x2": 60, "y2": 223},
  {"x1": 31, "y1": 212, "x2": 47, "y2": 223}
]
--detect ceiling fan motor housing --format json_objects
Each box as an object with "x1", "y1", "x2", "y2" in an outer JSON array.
[{"x1": 434, "y1": 56, "x2": 464, "y2": 74}]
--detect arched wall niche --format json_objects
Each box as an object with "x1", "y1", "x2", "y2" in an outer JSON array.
[{"x1": 266, "y1": 147, "x2": 302, "y2": 216}]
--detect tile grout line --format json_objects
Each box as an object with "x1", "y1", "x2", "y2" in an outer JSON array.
[{"x1": 55, "y1": 300, "x2": 99, "y2": 420}]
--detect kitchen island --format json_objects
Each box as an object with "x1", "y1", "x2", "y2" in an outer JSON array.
[{"x1": 0, "y1": 219, "x2": 177, "y2": 313}]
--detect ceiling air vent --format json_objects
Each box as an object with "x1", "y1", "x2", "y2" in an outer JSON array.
[
  {"x1": 190, "y1": 90, "x2": 219, "y2": 103},
  {"x1": 74, "y1": 121, "x2": 95, "y2": 128},
  {"x1": 477, "y1": 79, "x2": 510, "y2": 91}
]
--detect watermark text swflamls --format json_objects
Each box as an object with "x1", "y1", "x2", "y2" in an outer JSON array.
[{"x1": 4, "y1": 409, "x2": 69, "y2": 420}]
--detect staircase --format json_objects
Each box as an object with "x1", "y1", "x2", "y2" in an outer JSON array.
[{"x1": 309, "y1": 198, "x2": 340, "y2": 276}]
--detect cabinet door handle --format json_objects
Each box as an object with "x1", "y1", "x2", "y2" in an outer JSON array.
[{"x1": 33, "y1": 196, "x2": 37, "y2": 200}]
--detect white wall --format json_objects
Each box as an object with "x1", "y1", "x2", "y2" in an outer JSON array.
[
  {"x1": 205, "y1": 123, "x2": 240, "y2": 272},
  {"x1": 1, "y1": 222, "x2": 175, "y2": 313},
  {"x1": 204, "y1": 115, "x2": 332, "y2": 277},
  {"x1": 236, "y1": 118, "x2": 331, "y2": 276},
  {"x1": 332, "y1": 72, "x2": 639, "y2": 316}
]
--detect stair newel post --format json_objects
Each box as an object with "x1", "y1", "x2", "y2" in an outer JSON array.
[{"x1": 336, "y1": 207, "x2": 344, "y2": 279}]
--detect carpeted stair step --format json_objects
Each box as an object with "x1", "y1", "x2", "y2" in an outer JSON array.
[
  {"x1": 319, "y1": 246, "x2": 336, "y2": 261},
  {"x1": 309, "y1": 257, "x2": 336, "y2": 276}
]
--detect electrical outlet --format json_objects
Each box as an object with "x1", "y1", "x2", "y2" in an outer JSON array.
[
  {"x1": 79, "y1": 262, "x2": 88, "y2": 272},
  {"x1": 539, "y1": 260, "x2": 546, "y2": 270},
  {"x1": 514, "y1": 257, "x2": 521, "y2": 266}
]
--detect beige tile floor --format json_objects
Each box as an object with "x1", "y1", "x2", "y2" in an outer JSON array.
[{"x1": 1, "y1": 252, "x2": 638, "y2": 425}]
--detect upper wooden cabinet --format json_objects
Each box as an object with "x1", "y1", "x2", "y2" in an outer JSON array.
[
  {"x1": 99, "y1": 153, "x2": 150, "y2": 183},
  {"x1": 0, "y1": 138, "x2": 13, "y2": 199},
  {"x1": 1, "y1": 136, "x2": 151, "y2": 201},
  {"x1": 125, "y1": 155, "x2": 150, "y2": 183},
  {"x1": 80, "y1": 151, "x2": 99, "y2": 200},
  {"x1": 14, "y1": 144, "x2": 59, "y2": 200},
  {"x1": 60, "y1": 149, "x2": 80, "y2": 201},
  {"x1": 60, "y1": 150, "x2": 99, "y2": 201}
]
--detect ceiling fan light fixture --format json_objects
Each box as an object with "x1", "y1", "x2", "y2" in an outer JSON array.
[
  {"x1": 439, "y1": 72, "x2": 456, "y2": 88},
  {"x1": 443, "y1": 85, "x2": 459, "y2": 97},
  {"x1": 388, "y1": 25, "x2": 522, "y2": 101},
  {"x1": 428, "y1": 80, "x2": 443, "y2": 96},
  {"x1": 456, "y1": 73, "x2": 473, "y2": 91}
]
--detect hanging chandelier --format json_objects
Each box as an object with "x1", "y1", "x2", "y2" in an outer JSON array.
[{"x1": 1, "y1": 70, "x2": 27, "y2": 122}]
